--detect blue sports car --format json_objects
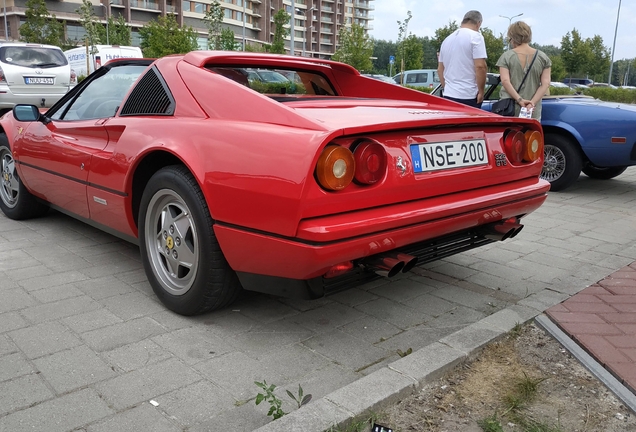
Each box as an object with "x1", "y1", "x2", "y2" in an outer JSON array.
[{"x1": 435, "y1": 74, "x2": 636, "y2": 191}]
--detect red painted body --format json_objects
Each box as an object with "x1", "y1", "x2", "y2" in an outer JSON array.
[{"x1": 0, "y1": 52, "x2": 550, "y2": 288}]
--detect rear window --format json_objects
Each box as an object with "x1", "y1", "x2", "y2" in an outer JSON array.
[
  {"x1": 208, "y1": 66, "x2": 336, "y2": 96},
  {"x1": 0, "y1": 46, "x2": 68, "y2": 68}
]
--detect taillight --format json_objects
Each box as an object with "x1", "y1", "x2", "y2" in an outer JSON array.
[
  {"x1": 70, "y1": 69, "x2": 77, "y2": 85},
  {"x1": 503, "y1": 128, "x2": 543, "y2": 164},
  {"x1": 316, "y1": 145, "x2": 355, "y2": 191},
  {"x1": 0, "y1": 66, "x2": 5, "y2": 83},
  {"x1": 353, "y1": 141, "x2": 387, "y2": 184},
  {"x1": 523, "y1": 130, "x2": 543, "y2": 162},
  {"x1": 504, "y1": 130, "x2": 525, "y2": 163}
]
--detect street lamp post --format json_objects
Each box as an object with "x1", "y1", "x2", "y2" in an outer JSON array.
[
  {"x1": 242, "y1": 0, "x2": 246, "y2": 51},
  {"x1": 101, "y1": 3, "x2": 110, "y2": 45},
  {"x1": 290, "y1": 0, "x2": 295, "y2": 55},
  {"x1": 499, "y1": 13, "x2": 523, "y2": 50},
  {"x1": 608, "y1": 0, "x2": 621, "y2": 85},
  {"x1": 297, "y1": 6, "x2": 314, "y2": 57}
]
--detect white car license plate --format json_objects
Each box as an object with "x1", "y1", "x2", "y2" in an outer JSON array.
[
  {"x1": 410, "y1": 139, "x2": 488, "y2": 173},
  {"x1": 25, "y1": 77, "x2": 54, "y2": 85}
]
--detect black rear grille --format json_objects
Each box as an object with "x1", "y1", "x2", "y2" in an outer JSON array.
[
  {"x1": 120, "y1": 67, "x2": 174, "y2": 116},
  {"x1": 320, "y1": 229, "x2": 495, "y2": 296}
]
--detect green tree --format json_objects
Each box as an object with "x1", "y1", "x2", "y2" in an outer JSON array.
[
  {"x1": 372, "y1": 39, "x2": 397, "y2": 75},
  {"x1": 20, "y1": 0, "x2": 65, "y2": 45},
  {"x1": 332, "y1": 23, "x2": 374, "y2": 72},
  {"x1": 396, "y1": 10, "x2": 412, "y2": 75},
  {"x1": 613, "y1": 58, "x2": 636, "y2": 86},
  {"x1": 77, "y1": 0, "x2": 102, "y2": 51},
  {"x1": 481, "y1": 27, "x2": 503, "y2": 72},
  {"x1": 95, "y1": 15, "x2": 132, "y2": 46},
  {"x1": 561, "y1": 29, "x2": 610, "y2": 82},
  {"x1": 270, "y1": 9, "x2": 290, "y2": 54},
  {"x1": 139, "y1": 14, "x2": 198, "y2": 58},
  {"x1": 395, "y1": 34, "x2": 423, "y2": 71},
  {"x1": 561, "y1": 29, "x2": 592, "y2": 78},
  {"x1": 432, "y1": 21, "x2": 459, "y2": 54},
  {"x1": 220, "y1": 28, "x2": 239, "y2": 51},
  {"x1": 549, "y1": 55, "x2": 566, "y2": 81},
  {"x1": 203, "y1": 0, "x2": 225, "y2": 50},
  {"x1": 245, "y1": 42, "x2": 269, "y2": 53},
  {"x1": 534, "y1": 43, "x2": 561, "y2": 57},
  {"x1": 587, "y1": 35, "x2": 610, "y2": 82},
  {"x1": 420, "y1": 36, "x2": 438, "y2": 69}
]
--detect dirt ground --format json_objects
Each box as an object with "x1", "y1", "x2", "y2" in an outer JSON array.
[{"x1": 377, "y1": 322, "x2": 636, "y2": 432}]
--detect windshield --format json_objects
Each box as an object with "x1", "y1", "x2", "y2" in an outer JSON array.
[{"x1": 0, "y1": 46, "x2": 68, "y2": 68}]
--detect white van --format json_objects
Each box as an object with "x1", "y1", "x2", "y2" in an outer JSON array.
[
  {"x1": 0, "y1": 42, "x2": 71, "y2": 114},
  {"x1": 392, "y1": 69, "x2": 440, "y2": 88},
  {"x1": 64, "y1": 45, "x2": 143, "y2": 82}
]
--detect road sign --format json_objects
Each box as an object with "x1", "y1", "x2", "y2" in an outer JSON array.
[{"x1": 389, "y1": 55, "x2": 395, "y2": 64}]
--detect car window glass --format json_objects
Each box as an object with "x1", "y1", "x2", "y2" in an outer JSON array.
[
  {"x1": 208, "y1": 66, "x2": 336, "y2": 97},
  {"x1": 0, "y1": 46, "x2": 67, "y2": 68},
  {"x1": 50, "y1": 64, "x2": 146, "y2": 121}
]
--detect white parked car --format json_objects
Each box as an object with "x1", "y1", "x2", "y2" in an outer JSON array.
[
  {"x1": 550, "y1": 82, "x2": 570, "y2": 88},
  {"x1": 0, "y1": 42, "x2": 71, "y2": 115},
  {"x1": 392, "y1": 69, "x2": 440, "y2": 88}
]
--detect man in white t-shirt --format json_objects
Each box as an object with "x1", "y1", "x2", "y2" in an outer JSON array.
[{"x1": 437, "y1": 10, "x2": 488, "y2": 108}]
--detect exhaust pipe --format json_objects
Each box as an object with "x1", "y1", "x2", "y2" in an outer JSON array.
[
  {"x1": 478, "y1": 221, "x2": 524, "y2": 241},
  {"x1": 383, "y1": 252, "x2": 418, "y2": 273},
  {"x1": 362, "y1": 255, "x2": 405, "y2": 278}
]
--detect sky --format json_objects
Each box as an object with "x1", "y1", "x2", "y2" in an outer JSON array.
[{"x1": 369, "y1": 0, "x2": 636, "y2": 61}]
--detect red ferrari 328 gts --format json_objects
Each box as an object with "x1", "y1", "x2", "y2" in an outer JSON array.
[{"x1": 0, "y1": 52, "x2": 550, "y2": 315}]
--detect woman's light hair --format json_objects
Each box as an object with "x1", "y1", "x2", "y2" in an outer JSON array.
[{"x1": 508, "y1": 21, "x2": 532, "y2": 46}]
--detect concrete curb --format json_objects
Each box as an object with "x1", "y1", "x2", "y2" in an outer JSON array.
[
  {"x1": 253, "y1": 303, "x2": 546, "y2": 432},
  {"x1": 535, "y1": 314, "x2": 636, "y2": 414}
]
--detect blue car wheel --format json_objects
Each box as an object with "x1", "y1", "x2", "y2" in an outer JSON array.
[
  {"x1": 542, "y1": 133, "x2": 583, "y2": 191},
  {"x1": 582, "y1": 165, "x2": 627, "y2": 180}
]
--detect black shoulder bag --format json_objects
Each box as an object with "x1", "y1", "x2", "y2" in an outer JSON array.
[{"x1": 492, "y1": 51, "x2": 539, "y2": 116}]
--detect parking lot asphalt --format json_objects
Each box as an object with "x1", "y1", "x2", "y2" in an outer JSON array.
[{"x1": 1, "y1": 169, "x2": 635, "y2": 432}]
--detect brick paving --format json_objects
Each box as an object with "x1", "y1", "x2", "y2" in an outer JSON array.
[{"x1": 546, "y1": 262, "x2": 636, "y2": 393}]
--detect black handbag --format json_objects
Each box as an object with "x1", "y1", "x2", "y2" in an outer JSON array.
[
  {"x1": 492, "y1": 98, "x2": 516, "y2": 116},
  {"x1": 492, "y1": 51, "x2": 539, "y2": 116}
]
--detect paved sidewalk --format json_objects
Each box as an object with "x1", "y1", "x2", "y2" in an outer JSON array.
[
  {"x1": 1, "y1": 169, "x2": 635, "y2": 431},
  {"x1": 546, "y1": 261, "x2": 636, "y2": 393}
]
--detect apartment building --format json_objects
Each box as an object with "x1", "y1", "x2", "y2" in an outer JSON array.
[{"x1": 0, "y1": 0, "x2": 374, "y2": 58}]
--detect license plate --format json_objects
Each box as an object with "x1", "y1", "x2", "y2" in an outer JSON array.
[
  {"x1": 410, "y1": 139, "x2": 488, "y2": 173},
  {"x1": 25, "y1": 77, "x2": 54, "y2": 85}
]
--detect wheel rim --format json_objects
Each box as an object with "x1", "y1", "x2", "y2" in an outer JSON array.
[
  {"x1": 542, "y1": 144, "x2": 566, "y2": 182},
  {"x1": 0, "y1": 147, "x2": 19, "y2": 209},
  {"x1": 144, "y1": 189, "x2": 199, "y2": 296}
]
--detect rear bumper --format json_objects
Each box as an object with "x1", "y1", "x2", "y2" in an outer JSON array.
[
  {"x1": 214, "y1": 177, "x2": 550, "y2": 281},
  {"x1": 0, "y1": 87, "x2": 68, "y2": 110}
]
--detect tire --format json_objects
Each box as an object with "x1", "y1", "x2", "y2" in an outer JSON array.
[
  {"x1": 138, "y1": 165, "x2": 241, "y2": 315},
  {"x1": 582, "y1": 165, "x2": 628, "y2": 180},
  {"x1": 541, "y1": 133, "x2": 583, "y2": 192},
  {"x1": 0, "y1": 135, "x2": 48, "y2": 220}
]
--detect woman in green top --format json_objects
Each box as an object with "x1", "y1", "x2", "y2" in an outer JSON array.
[{"x1": 496, "y1": 21, "x2": 552, "y2": 120}]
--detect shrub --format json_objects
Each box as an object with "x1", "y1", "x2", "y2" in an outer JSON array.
[
  {"x1": 548, "y1": 87, "x2": 573, "y2": 96},
  {"x1": 583, "y1": 87, "x2": 636, "y2": 104}
]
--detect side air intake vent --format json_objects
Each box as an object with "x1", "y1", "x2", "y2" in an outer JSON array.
[{"x1": 120, "y1": 67, "x2": 175, "y2": 116}]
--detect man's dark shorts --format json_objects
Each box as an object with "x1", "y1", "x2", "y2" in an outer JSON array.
[{"x1": 444, "y1": 96, "x2": 482, "y2": 109}]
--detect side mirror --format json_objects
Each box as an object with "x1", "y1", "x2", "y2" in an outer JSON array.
[{"x1": 13, "y1": 105, "x2": 41, "y2": 122}]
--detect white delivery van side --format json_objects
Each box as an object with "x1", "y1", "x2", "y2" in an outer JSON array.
[{"x1": 64, "y1": 45, "x2": 143, "y2": 81}]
